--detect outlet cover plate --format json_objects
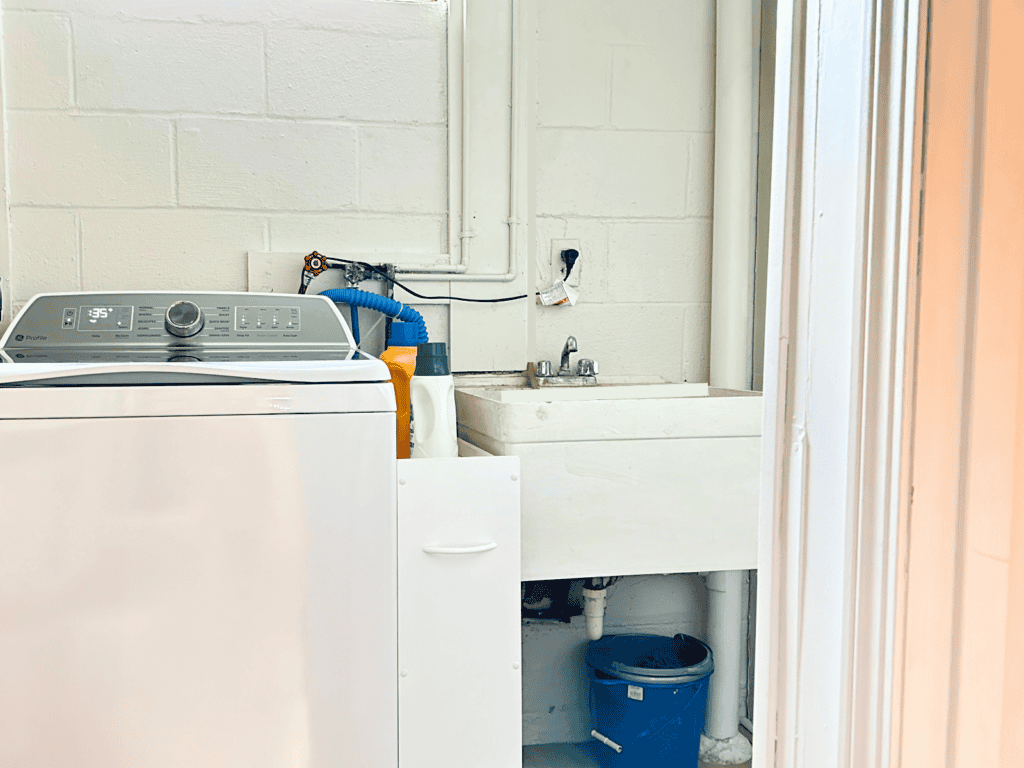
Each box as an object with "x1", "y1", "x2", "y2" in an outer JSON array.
[{"x1": 550, "y1": 239, "x2": 581, "y2": 288}]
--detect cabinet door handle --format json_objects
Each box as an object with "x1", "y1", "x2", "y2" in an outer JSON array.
[{"x1": 422, "y1": 542, "x2": 498, "y2": 555}]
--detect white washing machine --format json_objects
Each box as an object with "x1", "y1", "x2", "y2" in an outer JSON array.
[{"x1": 0, "y1": 292, "x2": 398, "y2": 768}]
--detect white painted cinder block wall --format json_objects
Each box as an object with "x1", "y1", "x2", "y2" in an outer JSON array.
[
  {"x1": 0, "y1": 0, "x2": 714, "y2": 384},
  {"x1": 1, "y1": 0, "x2": 447, "y2": 320},
  {"x1": 533, "y1": 0, "x2": 714, "y2": 383}
]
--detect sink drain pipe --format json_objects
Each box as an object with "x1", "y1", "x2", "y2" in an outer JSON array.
[
  {"x1": 702, "y1": 571, "x2": 753, "y2": 764},
  {"x1": 582, "y1": 584, "x2": 607, "y2": 641},
  {"x1": 704, "y1": 0, "x2": 757, "y2": 760}
]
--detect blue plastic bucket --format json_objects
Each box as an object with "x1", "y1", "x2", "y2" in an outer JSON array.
[{"x1": 586, "y1": 633, "x2": 713, "y2": 768}]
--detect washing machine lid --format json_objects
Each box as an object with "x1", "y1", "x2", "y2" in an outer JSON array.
[{"x1": 0, "y1": 292, "x2": 392, "y2": 386}]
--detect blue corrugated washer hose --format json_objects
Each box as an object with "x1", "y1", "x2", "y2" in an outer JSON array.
[{"x1": 320, "y1": 288, "x2": 429, "y2": 347}]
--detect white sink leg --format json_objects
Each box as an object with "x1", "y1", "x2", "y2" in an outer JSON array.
[{"x1": 701, "y1": 569, "x2": 753, "y2": 765}]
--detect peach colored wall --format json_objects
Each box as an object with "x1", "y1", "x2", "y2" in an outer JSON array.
[
  {"x1": 985, "y1": 3, "x2": 1024, "y2": 762},
  {"x1": 893, "y1": 0, "x2": 1024, "y2": 766}
]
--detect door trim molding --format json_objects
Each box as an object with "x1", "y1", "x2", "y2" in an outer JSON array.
[{"x1": 753, "y1": 0, "x2": 925, "y2": 765}]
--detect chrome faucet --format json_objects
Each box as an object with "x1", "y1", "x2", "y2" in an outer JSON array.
[
  {"x1": 528, "y1": 335, "x2": 598, "y2": 388},
  {"x1": 559, "y1": 336, "x2": 578, "y2": 375}
]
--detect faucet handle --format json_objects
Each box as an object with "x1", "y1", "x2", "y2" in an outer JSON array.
[
  {"x1": 535, "y1": 360, "x2": 553, "y2": 377},
  {"x1": 576, "y1": 358, "x2": 598, "y2": 376}
]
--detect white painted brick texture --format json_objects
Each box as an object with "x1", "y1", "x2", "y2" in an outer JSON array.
[
  {"x1": 267, "y1": 27, "x2": 445, "y2": 123},
  {"x1": 359, "y1": 126, "x2": 447, "y2": 213},
  {"x1": 536, "y1": 130, "x2": 690, "y2": 218},
  {"x1": 534, "y1": 0, "x2": 715, "y2": 383},
  {"x1": 611, "y1": 44, "x2": 713, "y2": 132},
  {"x1": 1, "y1": 0, "x2": 449, "y2": 308},
  {"x1": 80, "y1": 210, "x2": 265, "y2": 290},
  {"x1": 75, "y1": 19, "x2": 265, "y2": 114},
  {"x1": 4, "y1": 11, "x2": 71, "y2": 108},
  {"x1": 269, "y1": 215, "x2": 445, "y2": 255},
  {"x1": 687, "y1": 133, "x2": 716, "y2": 218},
  {"x1": 8, "y1": 113, "x2": 174, "y2": 206},
  {"x1": 10, "y1": 209, "x2": 78, "y2": 302},
  {"x1": 606, "y1": 221, "x2": 711, "y2": 304},
  {"x1": 536, "y1": 38, "x2": 609, "y2": 128},
  {"x1": 177, "y1": 119, "x2": 359, "y2": 210}
]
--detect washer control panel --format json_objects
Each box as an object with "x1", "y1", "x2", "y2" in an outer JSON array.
[
  {"x1": 235, "y1": 305, "x2": 301, "y2": 332},
  {"x1": 63, "y1": 305, "x2": 135, "y2": 331},
  {"x1": 1, "y1": 292, "x2": 354, "y2": 363}
]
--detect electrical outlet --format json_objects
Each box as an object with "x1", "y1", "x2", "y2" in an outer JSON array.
[{"x1": 550, "y1": 239, "x2": 582, "y2": 288}]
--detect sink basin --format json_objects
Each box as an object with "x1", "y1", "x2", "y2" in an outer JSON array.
[
  {"x1": 472, "y1": 382, "x2": 708, "y2": 403},
  {"x1": 455, "y1": 376, "x2": 763, "y2": 581},
  {"x1": 455, "y1": 377, "x2": 757, "y2": 445}
]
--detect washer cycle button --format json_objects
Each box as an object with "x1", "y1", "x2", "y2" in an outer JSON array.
[{"x1": 165, "y1": 301, "x2": 205, "y2": 338}]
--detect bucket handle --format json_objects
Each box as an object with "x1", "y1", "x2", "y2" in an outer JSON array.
[{"x1": 591, "y1": 730, "x2": 623, "y2": 754}]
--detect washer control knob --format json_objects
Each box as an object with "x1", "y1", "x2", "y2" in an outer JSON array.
[{"x1": 165, "y1": 301, "x2": 205, "y2": 337}]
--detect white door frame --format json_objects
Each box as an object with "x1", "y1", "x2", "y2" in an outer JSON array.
[{"x1": 752, "y1": 0, "x2": 925, "y2": 766}]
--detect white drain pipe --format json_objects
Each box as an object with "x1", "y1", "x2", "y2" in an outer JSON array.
[
  {"x1": 703, "y1": 0, "x2": 757, "y2": 763},
  {"x1": 709, "y1": 0, "x2": 758, "y2": 391},
  {"x1": 701, "y1": 570, "x2": 752, "y2": 765},
  {"x1": 705, "y1": 570, "x2": 745, "y2": 739},
  {"x1": 583, "y1": 585, "x2": 607, "y2": 641}
]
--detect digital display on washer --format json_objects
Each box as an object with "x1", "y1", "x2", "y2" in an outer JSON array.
[{"x1": 77, "y1": 305, "x2": 133, "y2": 331}]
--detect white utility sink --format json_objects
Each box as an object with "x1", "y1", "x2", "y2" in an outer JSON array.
[
  {"x1": 481, "y1": 381, "x2": 708, "y2": 402},
  {"x1": 455, "y1": 375, "x2": 762, "y2": 581}
]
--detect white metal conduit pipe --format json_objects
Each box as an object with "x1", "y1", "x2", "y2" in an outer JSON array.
[{"x1": 398, "y1": 0, "x2": 525, "y2": 284}]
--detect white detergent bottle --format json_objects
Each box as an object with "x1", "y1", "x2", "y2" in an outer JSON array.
[{"x1": 410, "y1": 342, "x2": 458, "y2": 458}]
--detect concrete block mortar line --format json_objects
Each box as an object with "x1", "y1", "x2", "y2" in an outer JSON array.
[
  {"x1": 10, "y1": 204, "x2": 449, "y2": 218},
  {"x1": 5, "y1": 5, "x2": 441, "y2": 36},
  {"x1": 543, "y1": 300, "x2": 706, "y2": 308},
  {"x1": 260, "y1": 114, "x2": 446, "y2": 128},
  {"x1": 5, "y1": 107, "x2": 446, "y2": 129},
  {"x1": 63, "y1": 14, "x2": 267, "y2": 31},
  {"x1": 265, "y1": 210, "x2": 446, "y2": 221},
  {"x1": 535, "y1": 123, "x2": 712, "y2": 135},
  {"x1": 536, "y1": 213, "x2": 712, "y2": 223}
]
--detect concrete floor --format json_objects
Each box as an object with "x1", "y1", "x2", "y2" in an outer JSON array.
[{"x1": 522, "y1": 735, "x2": 753, "y2": 768}]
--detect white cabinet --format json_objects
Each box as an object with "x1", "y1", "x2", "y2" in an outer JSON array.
[{"x1": 397, "y1": 457, "x2": 522, "y2": 768}]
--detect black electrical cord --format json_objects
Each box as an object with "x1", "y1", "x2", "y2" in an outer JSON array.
[{"x1": 314, "y1": 255, "x2": 535, "y2": 303}]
